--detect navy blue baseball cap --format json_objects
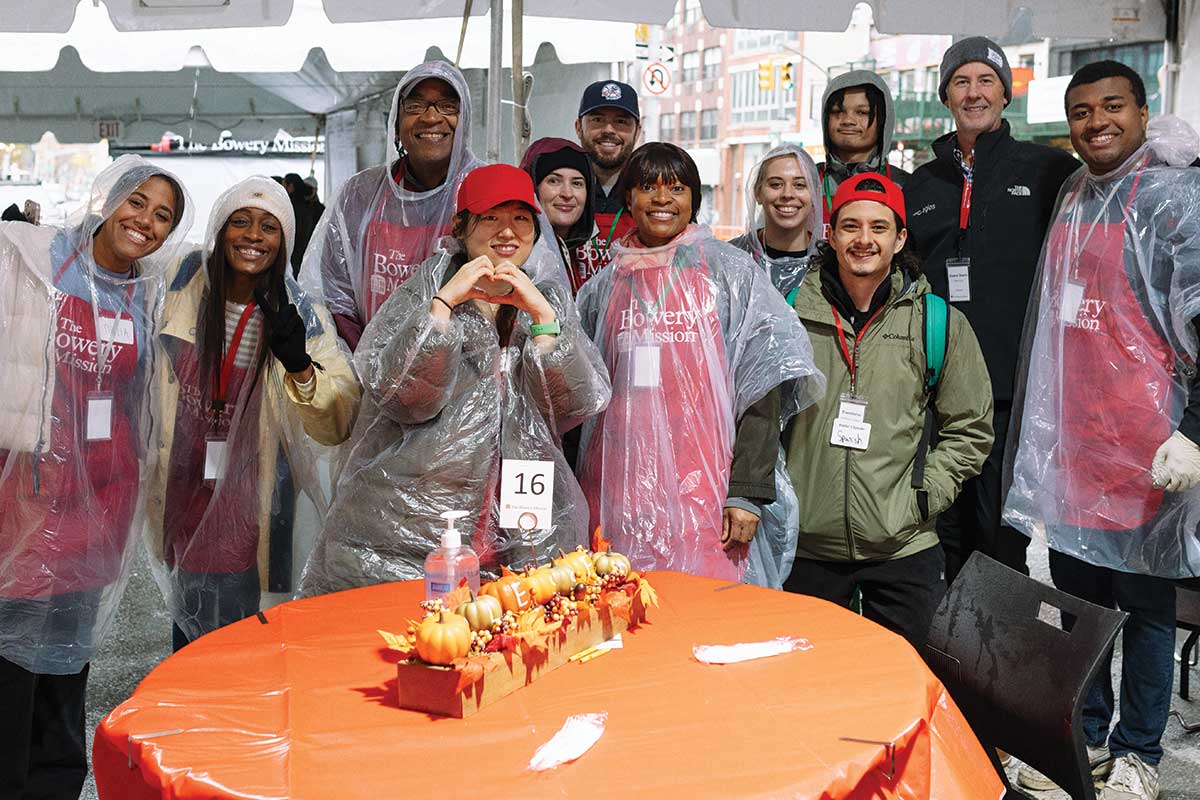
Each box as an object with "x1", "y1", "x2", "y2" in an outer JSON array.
[{"x1": 578, "y1": 80, "x2": 640, "y2": 119}]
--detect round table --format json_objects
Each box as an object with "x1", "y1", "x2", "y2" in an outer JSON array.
[{"x1": 94, "y1": 572, "x2": 1003, "y2": 798}]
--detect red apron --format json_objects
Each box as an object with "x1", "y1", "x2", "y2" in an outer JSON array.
[
  {"x1": 362, "y1": 217, "x2": 445, "y2": 322},
  {"x1": 1054, "y1": 166, "x2": 1174, "y2": 530},
  {"x1": 162, "y1": 307, "x2": 263, "y2": 574},
  {"x1": 581, "y1": 238, "x2": 744, "y2": 580},
  {"x1": 0, "y1": 264, "x2": 141, "y2": 597}
]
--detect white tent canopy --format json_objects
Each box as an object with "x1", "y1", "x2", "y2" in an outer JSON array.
[
  {"x1": 0, "y1": 0, "x2": 1167, "y2": 40},
  {"x1": 0, "y1": 0, "x2": 634, "y2": 71}
]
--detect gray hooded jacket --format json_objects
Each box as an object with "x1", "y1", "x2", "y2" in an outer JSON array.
[{"x1": 819, "y1": 70, "x2": 910, "y2": 204}]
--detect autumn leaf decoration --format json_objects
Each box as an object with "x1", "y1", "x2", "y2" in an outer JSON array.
[
  {"x1": 441, "y1": 577, "x2": 473, "y2": 610},
  {"x1": 377, "y1": 626, "x2": 420, "y2": 659},
  {"x1": 591, "y1": 527, "x2": 611, "y2": 553},
  {"x1": 451, "y1": 654, "x2": 501, "y2": 693}
]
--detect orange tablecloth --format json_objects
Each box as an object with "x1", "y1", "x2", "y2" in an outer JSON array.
[{"x1": 94, "y1": 572, "x2": 1003, "y2": 799}]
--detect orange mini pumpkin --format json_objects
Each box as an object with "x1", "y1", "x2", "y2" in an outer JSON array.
[
  {"x1": 481, "y1": 567, "x2": 533, "y2": 613},
  {"x1": 415, "y1": 611, "x2": 471, "y2": 665},
  {"x1": 555, "y1": 547, "x2": 594, "y2": 581},
  {"x1": 524, "y1": 568, "x2": 559, "y2": 605}
]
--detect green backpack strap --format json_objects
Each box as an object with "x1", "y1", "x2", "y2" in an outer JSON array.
[
  {"x1": 912, "y1": 293, "x2": 949, "y2": 491},
  {"x1": 924, "y1": 293, "x2": 948, "y2": 392}
]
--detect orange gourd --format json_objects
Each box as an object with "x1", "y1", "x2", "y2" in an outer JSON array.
[
  {"x1": 481, "y1": 567, "x2": 533, "y2": 613},
  {"x1": 415, "y1": 611, "x2": 471, "y2": 665},
  {"x1": 525, "y1": 569, "x2": 559, "y2": 605},
  {"x1": 548, "y1": 564, "x2": 576, "y2": 594},
  {"x1": 555, "y1": 547, "x2": 595, "y2": 581}
]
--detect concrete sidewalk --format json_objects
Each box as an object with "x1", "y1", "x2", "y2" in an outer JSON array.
[{"x1": 82, "y1": 540, "x2": 1200, "y2": 799}]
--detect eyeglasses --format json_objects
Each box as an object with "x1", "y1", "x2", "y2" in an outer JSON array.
[{"x1": 401, "y1": 98, "x2": 461, "y2": 117}]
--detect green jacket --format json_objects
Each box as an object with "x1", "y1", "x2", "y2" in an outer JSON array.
[{"x1": 786, "y1": 268, "x2": 993, "y2": 562}]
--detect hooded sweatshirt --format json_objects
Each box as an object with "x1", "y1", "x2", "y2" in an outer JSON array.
[
  {"x1": 729, "y1": 143, "x2": 824, "y2": 298},
  {"x1": 818, "y1": 70, "x2": 910, "y2": 221},
  {"x1": 305, "y1": 61, "x2": 484, "y2": 351},
  {"x1": 519, "y1": 137, "x2": 603, "y2": 295}
]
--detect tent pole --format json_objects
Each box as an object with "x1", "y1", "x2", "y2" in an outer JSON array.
[
  {"x1": 486, "y1": 0, "x2": 504, "y2": 162},
  {"x1": 511, "y1": 0, "x2": 526, "y2": 164}
]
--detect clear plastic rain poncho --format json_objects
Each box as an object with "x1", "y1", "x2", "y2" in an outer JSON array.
[
  {"x1": 576, "y1": 225, "x2": 825, "y2": 584},
  {"x1": 306, "y1": 61, "x2": 485, "y2": 346},
  {"x1": 300, "y1": 230, "x2": 611, "y2": 596},
  {"x1": 145, "y1": 182, "x2": 361, "y2": 644},
  {"x1": 728, "y1": 144, "x2": 824, "y2": 299},
  {"x1": 0, "y1": 156, "x2": 194, "y2": 674},
  {"x1": 1003, "y1": 135, "x2": 1200, "y2": 578}
]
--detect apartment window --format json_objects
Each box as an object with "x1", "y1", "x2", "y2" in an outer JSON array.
[
  {"x1": 684, "y1": 0, "x2": 700, "y2": 24},
  {"x1": 702, "y1": 47, "x2": 722, "y2": 80},
  {"x1": 1019, "y1": 53, "x2": 1035, "y2": 68},
  {"x1": 660, "y1": 113, "x2": 675, "y2": 142},
  {"x1": 682, "y1": 51, "x2": 700, "y2": 83},
  {"x1": 897, "y1": 69, "x2": 915, "y2": 96},
  {"x1": 1053, "y1": 41, "x2": 1164, "y2": 111},
  {"x1": 700, "y1": 109, "x2": 718, "y2": 141},
  {"x1": 678, "y1": 111, "x2": 697, "y2": 144},
  {"x1": 729, "y1": 69, "x2": 794, "y2": 125}
]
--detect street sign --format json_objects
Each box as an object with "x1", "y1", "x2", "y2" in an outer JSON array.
[
  {"x1": 643, "y1": 62, "x2": 671, "y2": 95},
  {"x1": 658, "y1": 44, "x2": 676, "y2": 63},
  {"x1": 635, "y1": 42, "x2": 649, "y2": 60}
]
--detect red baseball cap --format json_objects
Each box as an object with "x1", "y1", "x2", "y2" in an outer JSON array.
[
  {"x1": 456, "y1": 164, "x2": 541, "y2": 215},
  {"x1": 830, "y1": 172, "x2": 906, "y2": 227}
]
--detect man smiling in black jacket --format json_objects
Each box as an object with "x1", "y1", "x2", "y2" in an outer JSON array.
[{"x1": 904, "y1": 36, "x2": 1079, "y2": 582}]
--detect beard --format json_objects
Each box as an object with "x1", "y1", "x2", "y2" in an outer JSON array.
[{"x1": 585, "y1": 137, "x2": 634, "y2": 171}]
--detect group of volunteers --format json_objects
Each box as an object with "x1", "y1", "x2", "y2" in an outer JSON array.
[{"x1": 1, "y1": 32, "x2": 1198, "y2": 800}]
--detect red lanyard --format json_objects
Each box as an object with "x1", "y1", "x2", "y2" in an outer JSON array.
[
  {"x1": 212, "y1": 301, "x2": 258, "y2": 412},
  {"x1": 831, "y1": 304, "x2": 884, "y2": 378},
  {"x1": 959, "y1": 176, "x2": 972, "y2": 232}
]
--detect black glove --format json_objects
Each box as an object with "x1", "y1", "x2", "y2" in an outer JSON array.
[{"x1": 254, "y1": 279, "x2": 312, "y2": 374}]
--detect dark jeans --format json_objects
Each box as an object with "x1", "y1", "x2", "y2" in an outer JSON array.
[
  {"x1": 1049, "y1": 549, "x2": 1177, "y2": 766},
  {"x1": 937, "y1": 406, "x2": 1029, "y2": 582},
  {"x1": 171, "y1": 567, "x2": 261, "y2": 652},
  {"x1": 783, "y1": 546, "x2": 947, "y2": 647},
  {"x1": 0, "y1": 656, "x2": 89, "y2": 800}
]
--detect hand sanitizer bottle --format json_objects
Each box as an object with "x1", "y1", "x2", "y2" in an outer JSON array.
[{"x1": 425, "y1": 510, "x2": 480, "y2": 602}]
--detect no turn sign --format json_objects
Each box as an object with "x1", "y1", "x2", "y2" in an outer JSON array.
[{"x1": 643, "y1": 62, "x2": 671, "y2": 95}]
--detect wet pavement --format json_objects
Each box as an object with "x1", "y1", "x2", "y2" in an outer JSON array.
[{"x1": 82, "y1": 539, "x2": 1200, "y2": 799}]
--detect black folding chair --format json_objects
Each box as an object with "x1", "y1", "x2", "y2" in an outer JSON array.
[
  {"x1": 1173, "y1": 581, "x2": 1200, "y2": 733},
  {"x1": 925, "y1": 552, "x2": 1127, "y2": 800}
]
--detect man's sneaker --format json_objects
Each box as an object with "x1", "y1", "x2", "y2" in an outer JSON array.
[
  {"x1": 1016, "y1": 744, "x2": 1113, "y2": 792},
  {"x1": 1100, "y1": 753, "x2": 1159, "y2": 800}
]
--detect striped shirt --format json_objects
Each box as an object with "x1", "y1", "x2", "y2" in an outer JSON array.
[{"x1": 224, "y1": 301, "x2": 262, "y2": 368}]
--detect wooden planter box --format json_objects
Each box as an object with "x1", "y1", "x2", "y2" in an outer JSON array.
[{"x1": 396, "y1": 601, "x2": 646, "y2": 718}]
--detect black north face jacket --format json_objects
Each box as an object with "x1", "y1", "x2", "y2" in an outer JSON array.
[{"x1": 904, "y1": 120, "x2": 1078, "y2": 406}]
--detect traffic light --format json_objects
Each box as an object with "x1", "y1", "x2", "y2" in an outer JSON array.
[
  {"x1": 758, "y1": 61, "x2": 775, "y2": 91},
  {"x1": 781, "y1": 62, "x2": 795, "y2": 90}
]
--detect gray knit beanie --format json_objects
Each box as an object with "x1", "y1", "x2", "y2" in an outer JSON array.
[{"x1": 938, "y1": 36, "x2": 1012, "y2": 104}]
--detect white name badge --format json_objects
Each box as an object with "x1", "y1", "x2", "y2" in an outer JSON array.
[
  {"x1": 633, "y1": 344, "x2": 661, "y2": 388},
  {"x1": 837, "y1": 393, "x2": 867, "y2": 424},
  {"x1": 1061, "y1": 282, "x2": 1085, "y2": 325},
  {"x1": 85, "y1": 392, "x2": 113, "y2": 441},
  {"x1": 499, "y1": 458, "x2": 554, "y2": 531},
  {"x1": 96, "y1": 314, "x2": 135, "y2": 345},
  {"x1": 831, "y1": 419, "x2": 871, "y2": 450},
  {"x1": 204, "y1": 437, "x2": 227, "y2": 482},
  {"x1": 946, "y1": 258, "x2": 971, "y2": 302}
]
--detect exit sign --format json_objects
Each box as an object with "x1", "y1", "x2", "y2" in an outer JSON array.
[{"x1": 96, "y1": 119, "x2": 122, "y2": 141}]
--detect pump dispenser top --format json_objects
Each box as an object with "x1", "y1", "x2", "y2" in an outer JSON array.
[{"x1": 439, "y1": 509, "x2": 469, "y2": 549}]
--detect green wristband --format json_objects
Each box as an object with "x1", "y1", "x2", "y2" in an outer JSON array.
[{"x1": 529, "y1": 319, "x2": 561, "y2": 337}]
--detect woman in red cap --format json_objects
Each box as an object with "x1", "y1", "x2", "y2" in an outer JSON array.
[{"x1": 302, "y1": 164, "x2": 611, "y2": 594}]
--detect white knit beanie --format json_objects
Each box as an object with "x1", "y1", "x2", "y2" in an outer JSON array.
[{"x1": 205, "y1": 176, "x2": 296, "y2": 263}]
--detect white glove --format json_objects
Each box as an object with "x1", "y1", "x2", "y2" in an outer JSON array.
[{"x1": 1150, "y1": 431, "x2": 1200, "y2": 492}]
